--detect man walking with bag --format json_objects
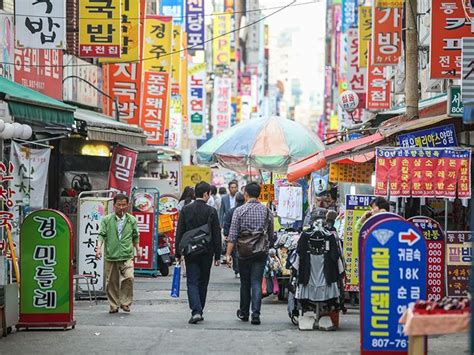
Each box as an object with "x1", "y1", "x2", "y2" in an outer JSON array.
[
  {"x1": 226, "y1": 182, "x2": 274, "y2": 325},
  {"x1": 175, "y1": 182, "x2": 222, "y2": 324}
]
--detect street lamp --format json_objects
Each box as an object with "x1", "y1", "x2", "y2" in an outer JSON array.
[{"x1": 62, "y1": 75, "x2": 121, "y2": 122}]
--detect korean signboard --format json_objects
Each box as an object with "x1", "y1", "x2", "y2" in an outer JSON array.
[
  {"x1": 259, "y1": 184, "x2": 275, "y2": 202},
  {"x1": 213, "y1": 13, "x2": 232, "y2": 67},
  {"x1": 107, "y1": 145, "x2": 138, "y2": 196},
  {"x1": 79, "y1": 0, "x2": 122, "y2": 58},
  {"x1": 161, "y1": 0, "x2": 185, "y2": 25},
  {"x1": 375, "y1": 0, "x2": 404, "y2": 7},
  {"x1": 171, "y1": 25, "x2": 183, "y2": 93},
  {"x1": 396, "y1": 124, "x2": 458, "y2": 148},
  {"x1": 347, "y1": 29, "x2": 367, "y2": 96},
  {"x1": 63, "y1": 55, "x2": 102, "y2": 109},
  {"x1": 0, "y1": 12, "x2": 14, "y2": 81},
  {"x1": 15, "y1": 0, "x2": 66, "y2": 49},
  {"x1": 446, "y1": 231, "x2": 472, "y2": 297},
  {"x1": 342, "y1": 0, "x2": 358, "y2": 32},
  {"x1": 409, "y1": 216, "x2": 446, "y2": 301},
  {"x1": 140, "y1": 71, "x2": 170, "y2": 145},
  {"x1": 0, "y1": 161, "x2": 14, "y2": 235},
  {"x1": 78, "y1": 198, "x2": 113, "y2": 293},
  {"x1": 168, "y1": 95, "x2": 183, "y2": 149},
  {"x1": 143, "y1": 16, "x2": 173, "y2": 73},
  {"x1": 132, "y1": 212, "x2": 155, "y2": 270},
  {"x1": 104, "y1": 63, "x2": 142, "y2": 125},
  {"x1": 14, "y1": 48, "x2": 63, "y2": 100},
  {"x1": 375, "y1": 147, "x2": 472, "y2": 198},
  {"x1": 148, "y1": 161, "x2": 181, "y2": 191},
  {"x1": 188, "y1": 62, "x2": 207, "y2": 139},
  {"x1": 212, "y1": 76, "x2": 232, "y2": 136},
  {"x1": 101, "y1": 0, "x2": 141, "y2": 63},
  {"x1": 361, "y1": 218, "x2": 426, "y2": 353},
  {"x1": 186, "y1": 0, "x2": 205, "y2": 50},
  {"x1": 159, "y1": 194, "x2": 180, "y2": 254},
  {"x1": 19, "y1": 210, "x2": 74, "y2": 326},
  {"x1": 329, "y1": 162, "x2": 373, "y2": 184},
  {"x1": 447, "y1": 85, "x2": 464, "y2": 117},
  {"x1": 182, "y1": 165, "x2": 211, "y2": 190},
  {"x1": 366, "y1": 42, "x2": 391, "y2": 109},
  {"x1": 461, "y1": 38, "x2": 474, "y2": 103},
  {"x1": 358, "y1": 6, "x2": 372, "y2": 68},
  {"x1": 372, "y1": 6, "x2": 402, "y2": 66},
  {"x1": 343, "y1": 195, "x2": 374, "y2": 291},
  {"x1": 430, "y1": 0, "x2": 473, "y2": 79}
]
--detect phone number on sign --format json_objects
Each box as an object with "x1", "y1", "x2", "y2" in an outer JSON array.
[{"x1": 372, "y1": 338, "x2": 407, "y2": 348}]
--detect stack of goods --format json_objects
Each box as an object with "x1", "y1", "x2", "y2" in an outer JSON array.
[
  {"x1": 274, "y1": 230, "x2": 300, "y2": 277},
  {"x1": 413, "y1": 296, "x2": 471, "y2": 315}
]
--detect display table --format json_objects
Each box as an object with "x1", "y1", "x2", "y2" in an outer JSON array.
[{"x1": 399, "y1": 308, "x2": 470, "y2": 355}]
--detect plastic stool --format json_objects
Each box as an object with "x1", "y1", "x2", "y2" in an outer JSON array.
[{"x1": 73, "y1": 274, "x2": 98, "y2": 305}]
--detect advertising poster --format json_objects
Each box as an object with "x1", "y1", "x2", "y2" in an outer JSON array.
[
  {"x1": 159, "y1": 194, "x2": 180, "y2": 255},
  {"x1": 182, "y1": 166, "x2": 211, "y2": 190},
  {"x1": 344, "y1": 195, "x2": 374, "y2": 291},
  {"x1": 446, "y1": 231, "x2": 472, "y2": 297},
  {"x1": 329, "y1": 162, "x2": 373, "y2": 184}
]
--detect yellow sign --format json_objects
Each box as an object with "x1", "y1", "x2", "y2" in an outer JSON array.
[
  {"x1": 212, "y1": 13, "x2": 231, "y2": 67},
  {"x1": 79, "y1": 0, "x2": 122, "y2": 58},
  {"x1": 329, "y1": 162, "x2": 374, "y2": 184},
  {"x1": 101, "y1": 0, "x2": 141, "y2": 63},
  {"x1": 179, "y1": 32, "x2": 188, "y2": 131},
  {"x1": 171, "y1": 25, "x2": 182, "y2": 89},
  {"x1": 182, "y1": 166, "x2": 212, "y2": 190},
  {"x1": 259, "y1": 184, "x2": 275, "y2": 202},
  {"x1": 358, "y1": 6, "x2": 372, "y2": 68},
  {"x1": 375, "y1": 0, "x2": 403, "y2": 7},
  {"x1": 143, "y1": 16, "x2": 173, "y2": 73}
]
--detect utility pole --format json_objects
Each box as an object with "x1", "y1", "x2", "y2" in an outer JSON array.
[{"x1": 405, "y1": 0, "x2": 419, "y2": 120}]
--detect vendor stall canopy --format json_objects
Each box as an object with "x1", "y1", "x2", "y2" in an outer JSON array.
[{"x1": 0, "y1": 76, "x2": 75, "y2": 127}]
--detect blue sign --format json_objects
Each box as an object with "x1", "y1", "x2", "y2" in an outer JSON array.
[
  {"x1": 362, "y1": 219, "x2": 427, "y2": 353},
  {"x1": 396, "y1": 123, "x2": 457, "y2": 148},
  {"x1": 185, "y1": 0, "x2": 205, "y2": 50},
  {"x1": 160, "y1": 0, "x2": 185, "y2": 25},
  {"x1": 342, "y1": 0, "x2": 358, "y2": 32},
  {"x1": 230, "y1": 102, "x2": 237, "y2": 126}
]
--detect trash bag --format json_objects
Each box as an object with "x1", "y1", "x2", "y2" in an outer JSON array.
[{"x1": 170, "y1": 263, "x2": 181, "y2": 298}]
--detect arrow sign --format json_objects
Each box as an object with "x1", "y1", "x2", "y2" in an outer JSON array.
[{"x1": 399, "y1": 228, "x2": 420, "y2": 246}]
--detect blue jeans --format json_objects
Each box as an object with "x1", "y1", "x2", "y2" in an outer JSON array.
[
  {"x1": 238, "y1": 255, "x2": 266, "y2": 317},
  {"x1": 185, "y1": 254, "x2": 213, "y2": 316}
]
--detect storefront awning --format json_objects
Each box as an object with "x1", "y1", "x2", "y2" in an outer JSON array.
[
  {"x1": 0, "y1": 76, "x2": 75, "y2": 126},
  {"x1": 287, "y1": 114, "x2": 457, "y2": 182},
  {"x1": 74, "y1": 108, "x2": 147, "y2": 145}
]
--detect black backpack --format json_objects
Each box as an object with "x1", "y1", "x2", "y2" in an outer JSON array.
[{"x1": 178, "y1": 208, "x2": 212, "y2": 258}]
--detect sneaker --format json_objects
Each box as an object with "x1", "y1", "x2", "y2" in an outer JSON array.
[
  {"x1": 251, "y1": 314, "x2": 261, "y2": 325},
  {"x1": 236, "y1": 309, "x2": 249, "y2": 322},
  {"x1": 234, "y1": 273, "x2": 240, "y2": 279},
  {"x1": 188, "y1": 314, "x2": 203, "y2": 324}
]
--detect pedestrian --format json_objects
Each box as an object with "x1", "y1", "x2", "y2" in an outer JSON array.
[
  {"x1": 357, "y1": 196, "x2": 390, "y2": 228},
  {"x1": 96, "y1": 193, "x2": 141, "y2": 314},
  {"x1": 219, "y1": 180, "x2": 238, "y2": 224},
  {"x1": 226, "y1": 182, "x2": 274, "y2": 325},
  {"x1": 177, "y1": 186, "x2": 195, "y2": 211},
  {"x1": 207, "y1": 185, "x2": 220, "y2": 212},
  {"x1": 175, "y1": 181, "x2": 222, "y2": 324},
  {"x1": 222, "y1": 192, "x2": 245, "y2": 278}
]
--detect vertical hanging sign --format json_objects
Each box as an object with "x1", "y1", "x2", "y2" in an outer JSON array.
[
  {"x1": 213, "y1": 13, "x2": 232, "y2": 67},
  {"x1": 160, "y1": 0, "x2": 185, "y2": 26},
  {"x1": 366, "y1": 42, "x2": 391, "y2": 109},
  {"x1": 143, "y1": 16, "x2": 173, "y2": 73},
  {"x1": 212, "y1": 76, "x2": 232, "y2": 136},
  {"x1": 186, "y1": 0, "x2": 205, "y2": 50},
  {"x1": 372, "y1": 6, "x2": 402, "y2": 66},
  {"x1": 188, "y1": 62, "x2": 207, "y2": 139},
  {"x1": 358, "y1": 6, "x2": 372, "y2": 68}
]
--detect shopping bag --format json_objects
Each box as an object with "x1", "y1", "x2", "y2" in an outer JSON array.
[
  {"x1": 262, "y1": 277, "x2": 267, "y2": 296},
  {"x1": 272, "y1": 276, "x2": 279, "y2": 295},
  {"x1": 170, "y1": 263, "x2": 181, "y2": 298}
]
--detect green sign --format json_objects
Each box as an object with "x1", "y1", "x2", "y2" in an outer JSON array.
[
  {"x1": 20, "y1": 210, "x2": 71, "y2": 314},
  {"x1": 448, "y1": 86, "x2": 464, "y2": 117}
]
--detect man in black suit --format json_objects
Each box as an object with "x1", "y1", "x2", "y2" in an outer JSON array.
[
  {"x1": 219, "y1": 180, "x2": 239, "y2": 224},
  {"x1": 175, "y1": 182, "x2": 222, "y2": 324}
]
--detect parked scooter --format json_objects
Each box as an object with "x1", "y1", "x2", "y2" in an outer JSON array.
[{"x1": 157, "y1": 233, "x2": 172, "y2": 276}]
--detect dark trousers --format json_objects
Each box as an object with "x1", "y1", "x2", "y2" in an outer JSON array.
[
  {"x1": 232, "y1": 249, "x2": 239, "y2": 274},
  {"x1": 239, "y1": 255, "x2": 266, "y2": 317},
  {"x1": 185, "y1": 253, "x2": 213, "y2": 316}
]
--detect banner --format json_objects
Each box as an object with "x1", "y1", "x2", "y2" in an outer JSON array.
[
  {"x1": 396, "y1": 124, "x2": 458, "y2": 148},
  {"x1": 430, "y1": 0, "x2": 473, "y2": 79},
  {"x1": 101, "y1": 0, "x2": 141, "y2": 63},
  {"x1": 329, "y1": 162, "x2": 373, "y2": 184},
  {"x1": 259, "y1": 184, "x2": 275, "y2": 202},
  {"x1": 15, "y1": 0, "x2": 66, "y2": 49},
  {"x1": 446, "y1": 231, "x2": 472, "y2": 297},
  {"x1": 185, "y1": 0, "x2": 205, "y2": 50},
  {"x1": 108, "y1": 145, "x2": 138, "y2": 195},
  {"x1": 143, "y1": 16, "x2": 173, "y2": 73},
  {"x1": 168, "y1": 95, "x2": 183, "y2": 149},
  {"x1": 358, "y1": 6, "x2": 372, "y2": 68},
  {"x1": 372, "y1": 7, "x2": 402, "y2": 66},
  {"x1": 140, "y1": 71, "x2": 170, "y2": 145},
  {"x1": 182, "y1": 165, "x2": 211, "y2": 190},
  {"x1": 14, "y1": 49, "x2": 63, "y2": 100},
  {"x1": 171, "y1": 25, "x2": 183, "y2": 93},
  {"x1": 79, "y1": 0, "x2": 122, "y2": 58},
  {"x1": 212, "y1": 76, "x2": 232, "y2": 136},
  {"x1": 342, "y1": 0, "x2": 358, "y2": 32},
  {"x1": 347, "y1": 29, "x2": 367, "y2": 95},
  {"x1": 375, "y1": 147, "x2": 472, "y2": 198},
  {"x1": 344, "y1": 195, "x2": 374, "y2": 291},
  {"x1": 132, "y1": 212, "x2": 155, "y2": 270},
  {"x1": 213, "y1": 13, "x2": 232, "y2": 67},
  {"x1": 188, "y1": 62, "x2": 207, "y2": 139},
  {"x1": 366, "y1": 42, "x2": 391, "y2": 109},
  {"x1": 160, "y1": 0, "x2": 185, "y2": 26}
]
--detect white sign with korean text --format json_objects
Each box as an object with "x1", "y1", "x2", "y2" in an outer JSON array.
[
  {"x1": 461, "y1": 38, "x2": 474, "y2": 104},
  {"x1": 15, "y1": 0, "x2": 66, "y2": 49}
]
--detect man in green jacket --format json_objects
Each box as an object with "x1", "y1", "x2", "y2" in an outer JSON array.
[{"x1": 96, "y1": 193, "x2": 141, "y2": 313}]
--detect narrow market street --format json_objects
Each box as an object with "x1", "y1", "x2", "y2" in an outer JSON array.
[{"x1": 0, "y1": 266, "x2": 467, "y2": 354}]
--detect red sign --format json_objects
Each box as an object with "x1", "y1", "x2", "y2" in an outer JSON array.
[
  {"x1": 104, "y1": 63, "x2": 142, "y2": 125},
  {"x1": 107, "y1": 145, "x2": 138, "y2": 196},
  {"x1": 430, "y1": 0, "x2": 474, "y2": 79},
  {"x1": 375, "y1": 147, "x2": 472, "y2": 198},
  {"x1": 366, "y1": 42, "x2": 391, "y2": 110},
  {"x1": 14, "y1": 48, "x2": 63, "y2": 100},
  {"x1": 140, "y1": 71, "x2": 170, "y2": 145},
  {"x1": 372, "y1": 7, "x2": 402, "y2": 66},
  {"x1": 133, "y1": 212, "x2": 155, "y2": 270}
]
